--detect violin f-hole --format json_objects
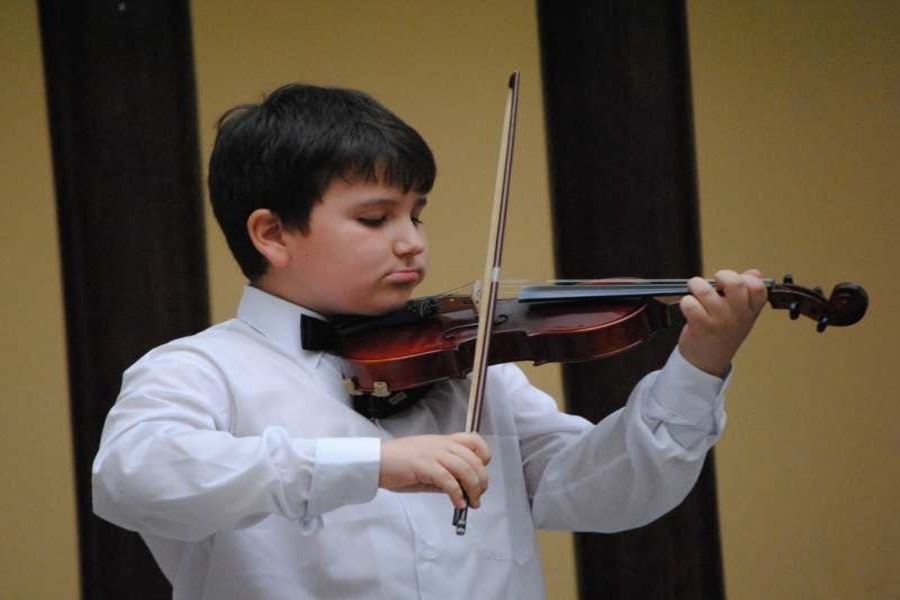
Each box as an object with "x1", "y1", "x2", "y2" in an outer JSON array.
[{"x1": 441, "y1": 314, "x2": 509, "y2": 340}]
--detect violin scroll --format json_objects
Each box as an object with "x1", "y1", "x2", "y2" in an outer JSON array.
[{"x1": 767, "y1": 274, "x2": 868, "y2": 332}]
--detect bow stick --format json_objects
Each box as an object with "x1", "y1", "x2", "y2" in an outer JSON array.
[{"x1": 453, "y1": 71, "x2": 520, "y2": 535}]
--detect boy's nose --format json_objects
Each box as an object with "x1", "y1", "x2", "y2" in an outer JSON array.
[{"x1": 393, "y1": 225, "x2": 426, "y2": 256}]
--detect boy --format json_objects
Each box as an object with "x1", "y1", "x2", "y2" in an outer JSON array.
[{"x1": 92, "y1": 83, "x2": 767, "y2": 599}]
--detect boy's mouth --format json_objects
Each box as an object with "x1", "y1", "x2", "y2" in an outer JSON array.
[{"x1": 384, "y1": 269, "x2": 423, "y2": 285}]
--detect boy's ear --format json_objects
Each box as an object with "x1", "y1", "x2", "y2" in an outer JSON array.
[{"x1": 247, "y1": 209, "x2": 291, "y2": 268}]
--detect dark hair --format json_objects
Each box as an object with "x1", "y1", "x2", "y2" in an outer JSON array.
[{"x1": 208, "y1": 83, "x2": 436, "y2": 279}]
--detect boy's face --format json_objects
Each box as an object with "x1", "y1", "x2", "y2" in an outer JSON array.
[{"x1": 273, "y1": 178, "x2": 428, "y2": 316}]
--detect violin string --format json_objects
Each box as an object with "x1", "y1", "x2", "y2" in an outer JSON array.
[{"x1": 497, "y1": 278, "x2": 705, "y2": 296}]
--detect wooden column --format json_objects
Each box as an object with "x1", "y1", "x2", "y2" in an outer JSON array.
[
  {"x1": 537, "y1": 2, "x2": 726, "y2": 598},
  {"x1": 38, "y1": 2, "x2": 207, "y2": 597}
]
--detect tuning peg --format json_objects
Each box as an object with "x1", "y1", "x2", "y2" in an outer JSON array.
[
  {"x1": 813, "y1": 286, "x2": 824, "y2": 297},
  {"x1": 783, "y1": 274, "x2": 794, "y2": 285},
  {"x1": 817, "y1": 316, "x2": 829, "y2": 333},
  {"x1": 789, "y1": 302, "x2": 801, "y2": 320}
]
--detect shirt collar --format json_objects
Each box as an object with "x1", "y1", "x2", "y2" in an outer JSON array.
[{"x1": 236, "y1": 285, "x2": 328, "y2": 359}]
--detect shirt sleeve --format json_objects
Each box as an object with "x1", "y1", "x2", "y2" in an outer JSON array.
[
  {"x1": 91, "y1": 345, "x2": 380, "y2": 542},
  {"x1": 511, "y1": 347, "x2": 728, "y2": 532}
]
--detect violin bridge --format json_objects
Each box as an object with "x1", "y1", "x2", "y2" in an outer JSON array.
[{"x1": 471, "y1": 280, "x2": 482, "y2": 315}]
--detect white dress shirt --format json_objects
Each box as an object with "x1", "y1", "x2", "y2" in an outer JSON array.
[{"x1": 93, "y1": 285, "x2": 728, "y2": 600}]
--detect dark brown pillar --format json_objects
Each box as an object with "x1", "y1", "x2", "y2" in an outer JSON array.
[
  {"x1": 537, "y1": 2, "x2": 726, "y2": 598},
  {"x1": 38, "y1": 2, "x2": 208, "y2": 597}
]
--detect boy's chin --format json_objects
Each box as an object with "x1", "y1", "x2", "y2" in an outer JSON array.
[
  {"x1": 346, "y1": 291, "x2": 417, "y2": 317},
  {"x1": 370, "y1": 297, "x2": 415, "y2": 316}
]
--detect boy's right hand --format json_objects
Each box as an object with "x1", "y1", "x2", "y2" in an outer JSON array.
[{"x1": 379, "y1": 433, "x2": 491, "y2": 510}]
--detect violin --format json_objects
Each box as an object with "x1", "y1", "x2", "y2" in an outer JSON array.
[{"x1": 335, "y1": 276, "x2": 868, "y2": 398}]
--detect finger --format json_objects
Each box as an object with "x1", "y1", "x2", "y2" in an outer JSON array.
[
  {"x1": 714, "y1": 269, "x2": 744, "y2": 294},
  {"x1": 397, "y1": 483, "x2": 445, "y2": 494},
  {"x1": 445, "y1": 441, "x2": 489, "y2": 475},
  {"x1": 684, "y1": 277, "x2": 718, "y2": 318},
  {"x1": 715, "y1": 270, "x2": 769, "y2": 315},
  {"x1": 445, "y1": 445, "x2": 490, "y2": 494},
  {"x1": 450, "y1": 432, "x2": 492, "y2": 465},
  {"x1": 438, "y1": 452, "x2": 486, "y2": 508},
  {"x1": 425, "y1": 462, "x2": 468, "y2": 510},
  {"x1": 714, "y1": 269, "x2": 750, "y2": 310},
  {"x1": 687, "y1": 275, "x2": 719, "y2": 305},
  {"x1": 744, "y1": 273, "x2": 769, "y2": 312},
  {"x1": 679, "y1": 293, "x2": 708, "y2": 325}
]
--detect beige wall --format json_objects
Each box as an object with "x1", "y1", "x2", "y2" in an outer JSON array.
[
  {"x1": 688, "y1": 1, "x2": 899, "y2": 598},
  {"x1": 1, "y1": 2, "x2": 80, "y2": 598},
  {"x1": 4, "y1": 1, "x2": 896, "y2": 598}
]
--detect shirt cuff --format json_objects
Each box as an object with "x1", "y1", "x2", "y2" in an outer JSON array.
[
  {"x1": 307, "y1": 437, "x2": 381, "y2": 515},
  {"x1": 643, "y1": 347, "x2": 730, "y2": 444}
]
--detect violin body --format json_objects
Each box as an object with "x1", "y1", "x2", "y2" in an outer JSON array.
[{"x1": 339, "y1": 296, "x2": 676, "y2": 396}]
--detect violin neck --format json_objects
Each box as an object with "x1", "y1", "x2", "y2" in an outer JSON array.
[{"x1": 518, "y1": 279, "x2": 776, "y2": 303}]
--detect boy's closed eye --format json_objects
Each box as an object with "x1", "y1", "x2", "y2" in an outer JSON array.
[
  {"x1": 357, "y1": 215, "x2": 424, "y2": 227},
  {"x1": 357, "y1": 216, "x2": 387, "y2": 227}
]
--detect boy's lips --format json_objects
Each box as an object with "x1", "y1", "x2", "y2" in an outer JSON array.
[{"x1": 384, "y1": 268, "x2": 423, "y2": 284}]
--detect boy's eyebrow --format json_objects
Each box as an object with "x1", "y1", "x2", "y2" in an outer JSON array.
[{"x1": 357, "y1": 196, "x2": 428, "y2": 209}]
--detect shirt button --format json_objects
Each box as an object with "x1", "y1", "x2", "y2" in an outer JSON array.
[
  {"x1": 420, "y1": 543, "x2": 438, "y2": 561},
  {"x1": 297, "y1": 516, "x2": 323, "y2": 536}
]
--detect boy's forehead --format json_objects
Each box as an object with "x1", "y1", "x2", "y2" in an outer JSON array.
[{"x1": 320, "y1": 175, "x2": 426, "y2": 203}]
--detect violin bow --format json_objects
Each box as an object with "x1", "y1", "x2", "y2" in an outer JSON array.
[{"x1": 453, "y1": 71, "x2": 520, "y2": 535}]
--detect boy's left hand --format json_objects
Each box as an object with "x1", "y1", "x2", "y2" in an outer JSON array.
[{"x1": 677, "y1": 269, "x2": 768, "y2": 378}]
